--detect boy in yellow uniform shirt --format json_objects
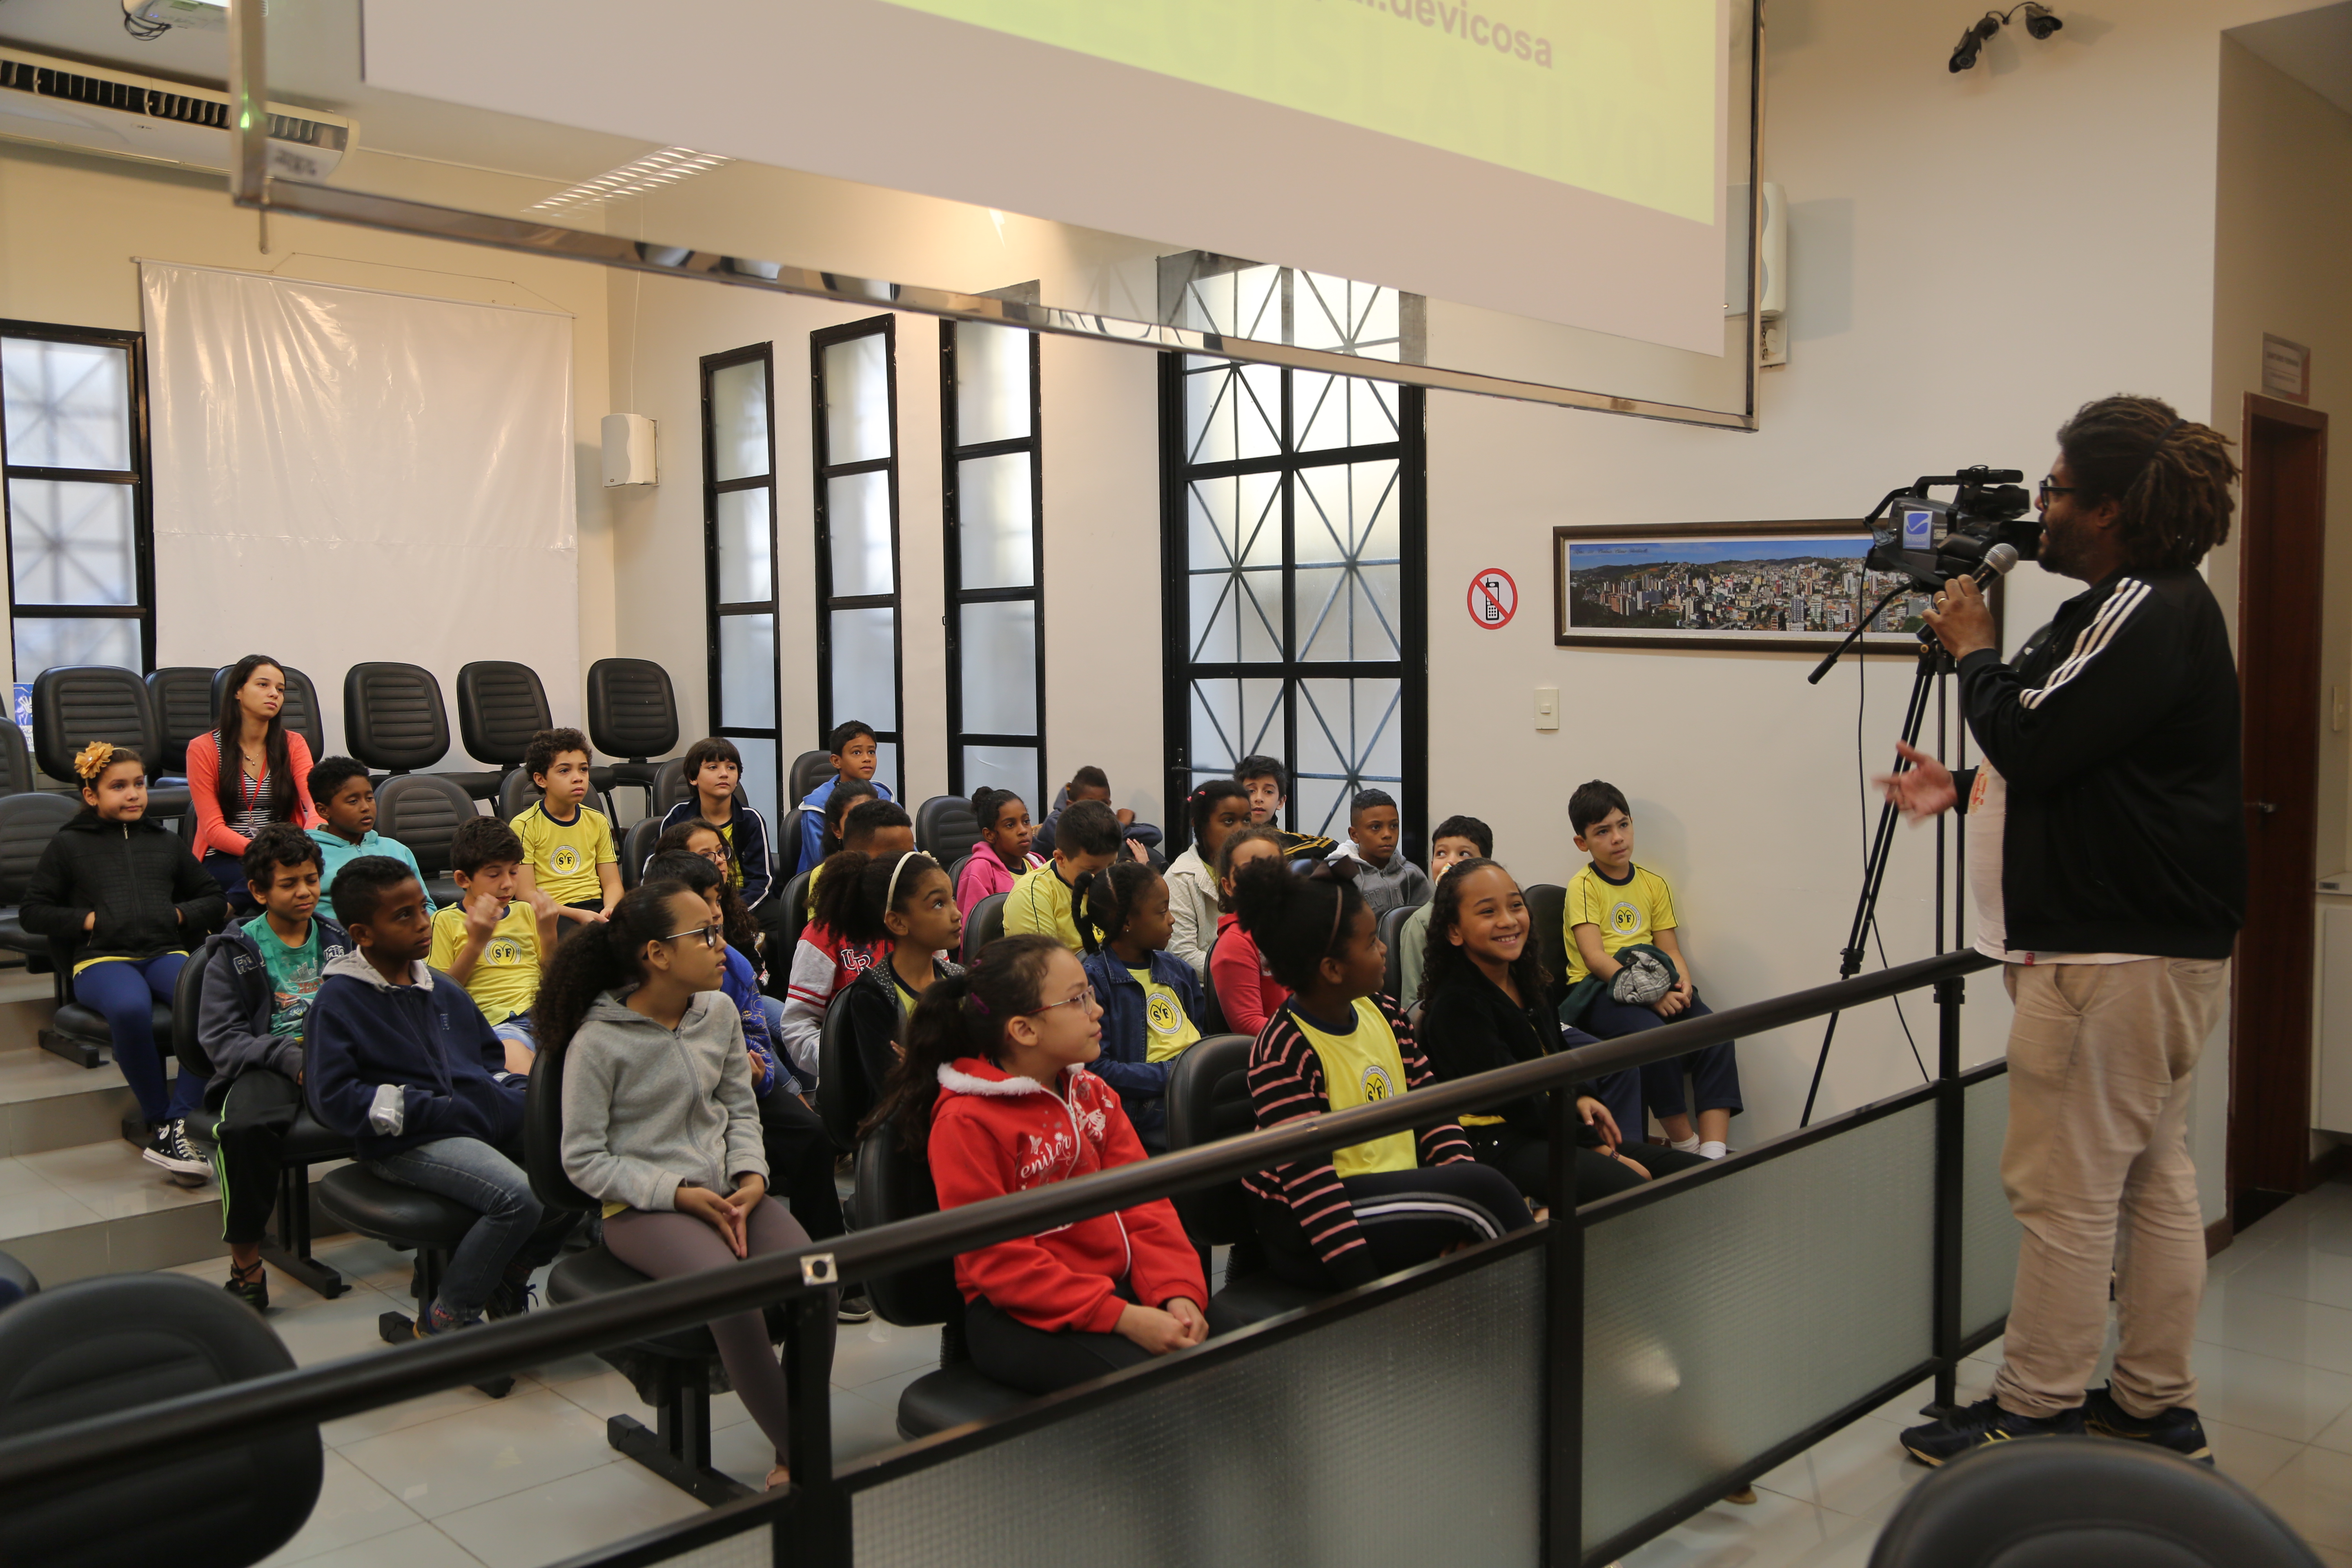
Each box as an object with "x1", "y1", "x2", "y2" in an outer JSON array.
[
  {"x1": 512, "y1": 727, "x2": 621, "y2": 934},
  {"x1": 1004, "y1": 798, "x2": 1127, "y2": 951},
  {"x1": 432, "y1": 817, "x2": 558, "y2": 1074}
]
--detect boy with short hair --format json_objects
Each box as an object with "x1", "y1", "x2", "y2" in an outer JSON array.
[
  {"x1": 1334, "y1": 789, "x2": 1432, "y2": 918},
  {"x1": 306, "y1": 856, "x2": 568, "y2": 1332},
  {"x1": 1232, "y1": 755, "x2": 1336, "y2": 861},
  {"x1": 1564, "y1": 780, "x2": 1742, "y2": 1160},
  {"x1": 1032, "y1": 765, "x2": 1132, "y2": 856},
  {"x1": 1398, "y1": 815, "x2": 1492, "y2": 1005},
  {"x1": 199, "y1": 823, "x2": 352, "y2": 1310},
  {"x1": 795, "y1": 720, "x2": 895, "y2": 871},
  {"x1": 512, "y1": 727, "x2": 620, "y2": 931},
  {"x1": 776, "y1": 798, "x2": 918, "y2": 1080},
  {"x1": 1004, "y1": 797, "x2": 1124, "y2": 952},
  {"x1": 660, "y1": 735, "x2": 776, "y2": 911},
  {"x1": 307, "y1": 756, "x2": 434, "y2": 926},
  {"x1": 430, "y1": 817, "x2": 558, "y2": 1075}
]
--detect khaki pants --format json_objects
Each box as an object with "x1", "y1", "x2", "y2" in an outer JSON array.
[{"x1": 1992, "y1": 957, "x2": 2227, "y2": 1419}]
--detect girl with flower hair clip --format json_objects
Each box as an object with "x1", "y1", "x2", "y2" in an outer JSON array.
[{"x1": 21, "y1": 741, "x2": 225, "y2": 1176}]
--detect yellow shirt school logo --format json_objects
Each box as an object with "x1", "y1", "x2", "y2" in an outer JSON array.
[
  {"x1": 488, "y1": 938, "x2": 522, "y2": 965},
  {"x1": 549, "y1": 845, "x2": 584, "y2": 876},
  {"x1": 1361, "y1": 1063, "x2": 1394, "y2": 1101},
  {"x1": 1146, "y1": 992, "x2": 1181, "y2": 1033},
  {"x1": 1608, "y1": 900, "x2": 1643, "y2": 935}
]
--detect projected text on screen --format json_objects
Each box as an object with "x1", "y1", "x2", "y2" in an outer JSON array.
[{"x1": 885, "y1": 0, "x2": 1718, "y2": 225}]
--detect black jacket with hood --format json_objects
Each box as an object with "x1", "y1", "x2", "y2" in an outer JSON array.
[{"x1": 18, "y1": 813, "x2": 224, "y2": 963}]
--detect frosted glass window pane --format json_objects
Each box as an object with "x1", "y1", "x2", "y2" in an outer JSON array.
[
  {"x1": 1188, "y1": 677, "x2": 1285, "y2": 778},
  {"x1": 1297, "y1": 678, "x2": 1403, "y2": 840},
  {"x1": 959, "y1": 601, "x2": 1037, "y2": 736},
  {"x1": 717, "y1": 614, "x2": 775, "y2": 730},
  {"x1": 831, "y1": 607, "x2": 897, "y2": 729},
  {"x1": 827, "y1": 472, "x2": 895, "y2": 598},
  {"x1": 1184, "y1": 361, "x2": 1282, "y2": 467},
  {"x1": 715, "y1": 486, "x2": 773, "y2": 604},
  {"x1": 823, "y1": 334, "x2": 891, "y2": 464},
  {"x1": 14, "y1": 616, "x2": 139, "y2": 679},
  {"x1": 961, "y1": 746, "x2": 1040, "y2": 824},
  {"x1": 735, "y1": 740, "x2": 780, "y2": 840},
  {"x1": 955, "y1": 323, "x2": 1031, "y2": 446},
  {"x1": 1963, "y1": 1070, "x2": 2022, "y2": 1337},
  {"x1": 708, "y1": 359, "x2": 769, "y2": 482},
  {"x1": 7, "y1": 479, "x2": 136, "y2": 606},
  {"x1": 873, "y1": 741, "x2": 902, "y2": 802},
  {"x1": 2, "y1": 338, "x2": 130, "y2": 471},
  {"x1": 958, "y1": 454, "x2": 1034, "y2": 590}
]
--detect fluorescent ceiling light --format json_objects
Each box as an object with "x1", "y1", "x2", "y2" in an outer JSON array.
[{"x1": 528, "y1": 146, "x2": 731, "y2": 212}]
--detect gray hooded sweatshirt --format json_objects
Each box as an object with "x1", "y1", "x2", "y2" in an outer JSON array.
[{"x1": 559, "y1": 988, "x2": 767, "y2": 1214}]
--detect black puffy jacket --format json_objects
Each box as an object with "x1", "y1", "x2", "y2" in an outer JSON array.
[{"x1": 18, "y1": 814, "x2": 225, "y2": 963}]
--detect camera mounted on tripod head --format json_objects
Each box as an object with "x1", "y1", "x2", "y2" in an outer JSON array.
[{"x1": 1865, "y1": 466, "x2": 2041, "y2": 590}]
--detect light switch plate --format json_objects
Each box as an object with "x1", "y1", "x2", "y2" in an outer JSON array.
[{"x1": 1535, "y1": 685, "x2": 1560, "y2": 732}]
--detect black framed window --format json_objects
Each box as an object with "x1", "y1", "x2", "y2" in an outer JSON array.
[
  {"x1": 1158, "y1": 265, "x2": 1427, "y2": 853},
  {"x1": 942, "y1": 320, "x2": 1045, "y2": 813},
  {"x1": 0, "y1": 322, "x2": 156, "y2": 681},
  {"x1": 699, "y1": 343, "x2": 783, "y2": 828},
  {"x1": 811, "y1": 317, "x2": 904, "y2": 798}
]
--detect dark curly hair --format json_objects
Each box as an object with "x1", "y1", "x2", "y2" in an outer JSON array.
[
  {"x1": 524, "y1": 726, "x2": 592, "y2": 784},
  {"x1": 2055, "y1": 395, "x2": 2240, "y2": 574},
  {"x1": 821, "y1": 777, "x2": 879, "y2": 857},
  {"x1": 1416, "y1": 857, "x2": 1544, "y2": 1005},
  {"x1": 242, "y1": 821, "x2": 323, "y2": 890},
  {"x1": 1214, "y1": 824, "x2": 1286, "y2": 911},
  {"x1": 858, "y1": 932, "x2": 1064, "y2": 1151},
  {"x1": 811, "y1": 849, "x2": 947, "y2": 947},
  {"x1": 530, "y1": 878, "x2": 699, "y2": 1059},
  {"x1": 1075, "y1": 860, "x2": 1163, "y2": 957},
  {"x1": 1229, "y1": 855, "x2": 1365, "y2": 992}
]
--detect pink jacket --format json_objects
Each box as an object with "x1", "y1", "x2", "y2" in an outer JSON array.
[
  {"x1": 955, "y1": 841, "x2": 1043, "y2": 926},
  {"x1": 185, "y1": 731, "x2": 318, "y2": 858}
]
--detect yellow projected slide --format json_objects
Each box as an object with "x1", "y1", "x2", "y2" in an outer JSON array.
[{"x1": 884, "y1": 0, "x2": 1717, "y2": 224}]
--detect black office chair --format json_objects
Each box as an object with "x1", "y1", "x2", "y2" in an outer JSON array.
[
  {"x1": 1869, "y1": 1436, "x2": 2322, "y2": 1567},
  {"x1": 1523, "y1": 882, "x2": 1570, "y2": 1009},
  {"x1": 145, "y1": 667, "x2": 216, "y2": 777},
  {"x1": 816, "y1": 990, "x2": 870, "y2": 1151},
  {"x1": 207, "y1": 664, "x2": 328, "y2": 766},
  {"x1": 342, "y1": 663, "x2": 491, "y2": 799},
  {"x1": 650, "y1": 758, "x2": 690, "y2": 816},
  {"x1": 170, "y1": 945, "x2": 351, "y2": 1299},
  {"x1": 0, "y1": 722, "x2": 32, "y2": 800},
  {"x1": 965, "y1": 892, "x2": 1007, "y2": 960},
  {"x1": 619, "y1": 816, "x2": 662, "y2": 891},
  {"x1": 38, "y1": 933, "x2": 185, "y2": 1077},
  {"x1": 852, "y1": 1127, "x2": 1031, "y2": 1439},
  {"x1": 525, "y1": 1033, "x2": 773, "y2": 1503},
  {"x1": 455, "y1": 661, "x2": 552, "y2": 788},
  {"x1": 787, "y1": 749, "x2": 834, "y2": 808},
  {"x1": 1197, "y1": 956, "x2": 1227, "y2": 1035},
  {"x1": 498, "y1": 767, "x2": 609, "y2": 826},
  {"x1": 775, "y1": 869, "x2": 815, "y2": 955},
  {"x1": 309, "y1": 1157, "x2": 519, "y2": 1396},
  {"x1": 31, "y1": 665, "x2": 189, "y2": 818},
  {"x1": 1377, "y1": 904, "x2": 1416, "y2": 1004},
  {"x1": 775, "y1": 807, "x2": 808, "y2": 882},
  {"x1": 1164, "y1": 1033, "x2": 1326, "y2": 1332},
  {"x1": 0, "y1": 1248, "x2": 34, "y2": 1307},
  {"x1": 0, "y1": 1273, "x2": 323, "y2": 1568},
  {"x1": 0, "y1": 791, "x2": 73, "y2": 979},
  {"x1": 914, "y1": 795, "x2": 981, "y2": 860},
  {"x1": 371, "y1": 774, "x2": 478, "y2": 911},
  {"x1": 584, "y1": 658, "x2": 682, "y2": 817}
]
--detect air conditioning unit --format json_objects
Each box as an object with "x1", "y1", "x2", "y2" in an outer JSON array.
[{"x1": 0, "y1": 46, "x2": 352, "y2": 181}]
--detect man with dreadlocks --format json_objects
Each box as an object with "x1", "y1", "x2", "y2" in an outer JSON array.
[{"x1": 1878, "y1": 394, "x2": 2245, "y2": 1468}]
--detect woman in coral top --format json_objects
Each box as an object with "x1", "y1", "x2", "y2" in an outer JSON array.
[
  {"x1": 185, "y1": 654, "x2": 317, "y2": 915},
  {"x1": 862, "y1": 931, "x2": 1208, "y2": 1394}
]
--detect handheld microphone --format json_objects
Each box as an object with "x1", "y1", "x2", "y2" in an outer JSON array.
[{"x1": 1973, "y1": 542, "x2": 2020, "y2": 586}]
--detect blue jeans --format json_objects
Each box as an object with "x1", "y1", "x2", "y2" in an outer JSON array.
[
  {"x1": 1586, "y1": 992, "x2": 1743, "y2": 1138},
  {"x1": 76, "y1": 953, "x2": 197, "y2": 1125},
  {"x1": 368, "y1": 1136, "x2": 564, "y2": 1319}
]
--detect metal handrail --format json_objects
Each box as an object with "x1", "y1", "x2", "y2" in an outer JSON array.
[{"x1": 0, "y1": 947, "x2": 1992, "y2": 1497}]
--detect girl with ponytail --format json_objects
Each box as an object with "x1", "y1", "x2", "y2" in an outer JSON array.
[
  {"x1": 815, "y1": 848, "x2": 964, "y2": 1109},
  {"x1": 859, "y1": 933, "x2": 1209, "y2": 1394},
  {"x1": 1075, "y1": 859, "x2": 1203, "y2": 1151},
  {"x1": 546, "y1": 879, "x2": 835, "y2": 1492},
  {"x1": 955, "y1": 786, "x2": 1043, "y2": 925},
  {"x1": 1164, "y1": 779, "x2": 1251, "y2": 978},
  {"x1": 1229, "y1": 857, "x2": 1533, "y2": 1292}
]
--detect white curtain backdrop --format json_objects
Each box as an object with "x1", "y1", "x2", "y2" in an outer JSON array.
[{"x1": 140, "y1": 261, "x2": 579, "y2": 762}]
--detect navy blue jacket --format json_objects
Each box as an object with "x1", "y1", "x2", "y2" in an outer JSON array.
[
  {"x1": 305, "y1": 949, "x2": 525, "y2": 1160},
  {"x1": 658, "y1": 799, "x2": 775, "y2": 911},
  {"x1": 1078, "y1": 947, "x2": 1202, "y2": 1141}
]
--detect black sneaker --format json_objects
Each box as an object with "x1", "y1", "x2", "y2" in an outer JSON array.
[
  {"x1": 2084, "y1": 1384, "x2": 2213, "y2": 1463},
  {"x1": 1900, "y1": 1396, "x2": 2084, "y2": 1465},
  {"x1": 141, "y1": 1120, "x2": 210, "y2": 1179},
  {"x1": 837, "y1": 1288, "x2": 873, "y2": 1325},
  {"x1": 224, "y1": 1259, "x2": 269, "y2": 1312},
  {"x1": 485, "y1": 1275, "x2": 538, "y2": 1321}
]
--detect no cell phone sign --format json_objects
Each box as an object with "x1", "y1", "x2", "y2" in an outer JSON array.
[{"x1": 1468, "y1": 568, "x2": 1517, "y2": 629}]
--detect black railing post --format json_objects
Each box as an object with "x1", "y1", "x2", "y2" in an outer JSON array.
[
  {"x1": 784, "y1": 1289, "x2": 850, "y2": 1567},
  {"x1": 1931, "y1": 973, "x2": 1967, "y2": 1412},
  {"x1": 1545, "y1": 1089, "x2": 1585, "y2": 1566}
]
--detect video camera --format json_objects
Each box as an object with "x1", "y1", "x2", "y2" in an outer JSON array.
[{"x1": 1864, "y1": 467, "x2": 2042, "y2": 590}]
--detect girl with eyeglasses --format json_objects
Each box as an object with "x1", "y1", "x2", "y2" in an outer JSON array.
[
  {"x1": 540, "y1": 878, "x2": 835, "y2": 1492},
  {"x1": 860, "y1": 933, "x2": 1209, "y2": 1394}
]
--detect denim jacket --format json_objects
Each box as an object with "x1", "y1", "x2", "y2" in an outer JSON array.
[{"x1": 1076, "y1": 947, "x2": 1202, "y2": 1141}]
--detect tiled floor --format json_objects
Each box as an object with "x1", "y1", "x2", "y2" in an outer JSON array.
[
  {"x1": 0, "y1": 1136, "x2": 213, "y2": 1239},
  {"x1": 1621, "y1": 1176, "x2": 2352, "y2": 1568},
  {"x1": 151, "y1": 1180, "x2": 2352, "y2": 1568}
]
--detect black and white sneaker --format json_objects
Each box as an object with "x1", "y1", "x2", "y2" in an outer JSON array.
[
  {"x1": 141, "y1": 1120, "x2": 211, "y2": 1179},
  {"x1": 836, "y1": 1288, "x2": 873, "y2": 1325},
  {"x1": 2084, "y1": 1385, "x2": 2213, "y2": 1463},
  {"x1": 1900, "y1": 1396, "x2": 2082, "y2": 1466}
]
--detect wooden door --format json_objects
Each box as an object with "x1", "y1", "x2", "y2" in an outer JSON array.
[{"x1": 2230, "y1": 393, "x2": 2329, "y2": 1210}]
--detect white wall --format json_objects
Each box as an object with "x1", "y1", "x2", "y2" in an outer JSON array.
[{"x1": 0, "y1": 142, "x2": 618, "y2": 749}]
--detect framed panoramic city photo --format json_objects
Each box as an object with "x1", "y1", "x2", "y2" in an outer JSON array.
[{"x1": 1553, "y1": 520, "x2": 1950, "y2": 653}]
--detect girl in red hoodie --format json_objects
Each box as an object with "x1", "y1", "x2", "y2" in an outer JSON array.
[{"x1": 862, "y1": 932, "x2": 1209, "y2": 1394}]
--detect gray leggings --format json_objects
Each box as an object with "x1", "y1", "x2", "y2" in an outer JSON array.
[{"x1": 604, "y1": 1197, "x2": 822, "y2": 1463}]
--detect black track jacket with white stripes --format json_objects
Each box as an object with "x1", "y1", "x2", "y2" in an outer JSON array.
[{"x1": 1955, "y1": 566, "x2": 2245, "y2": 959}]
